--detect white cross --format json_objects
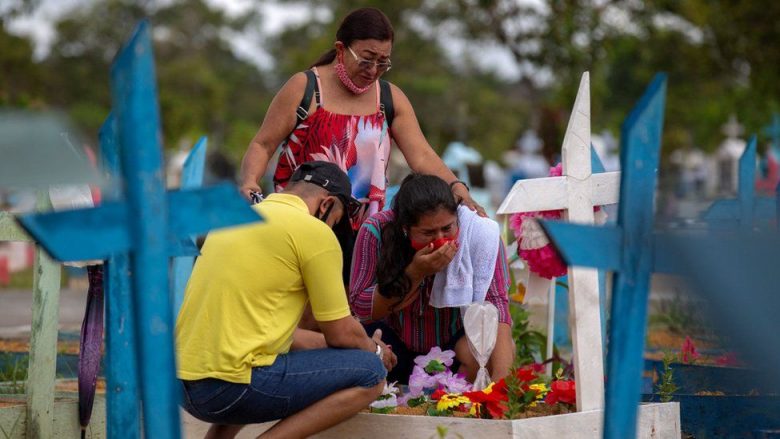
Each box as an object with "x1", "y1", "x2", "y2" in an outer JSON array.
[{"x1": 498, "y1": 72, "x2": 620, "y2": 412}]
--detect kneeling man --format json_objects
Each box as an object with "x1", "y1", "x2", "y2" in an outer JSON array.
[{"x1": 177, "y1": 161, "x2": 396, "y2": 439}]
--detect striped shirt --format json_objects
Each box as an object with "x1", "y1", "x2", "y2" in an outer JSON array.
[{"x1": 349, "y1": 210, "x2": 512, "y2": 354}]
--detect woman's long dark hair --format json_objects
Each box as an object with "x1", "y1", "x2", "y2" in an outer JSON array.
[
  {"x1": 311, "y1": 8, "x2": 395, "y2": 68},
  {"x1": 377, "y1": 174, "x2": 458, "y2": 299}
]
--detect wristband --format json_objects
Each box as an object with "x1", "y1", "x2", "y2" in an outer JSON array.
[
  {"x1": 374, "y1": 341, "x2": 383, "y2": 359},
  {"x1": 449, "y1": 180, "x2": 470, "y2": 192}
]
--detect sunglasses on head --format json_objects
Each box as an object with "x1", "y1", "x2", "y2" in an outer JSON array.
[{"x1": 333, "y1": 194, "x2": 361, "y2": 218}]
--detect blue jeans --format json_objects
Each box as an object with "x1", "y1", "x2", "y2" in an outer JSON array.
[{"x1": 180, "y1": 348, "x2": 385, "y2": 425}]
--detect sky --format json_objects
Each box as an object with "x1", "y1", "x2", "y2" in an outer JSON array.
[{"x1": 3, "y1": 0, "x2": 526, "y2": 81}]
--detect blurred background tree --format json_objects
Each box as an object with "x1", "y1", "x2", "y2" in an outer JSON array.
[{"x1": 1, "y1": 0, "x2": 778, "y2": 168}]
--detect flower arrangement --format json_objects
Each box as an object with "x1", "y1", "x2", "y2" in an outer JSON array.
[
  {"x1": 370, "y1": 347, "x2": 577, "y2": 420},
  {"x1": 508, "y1": 163, "x2": 607, "y2": 279}
]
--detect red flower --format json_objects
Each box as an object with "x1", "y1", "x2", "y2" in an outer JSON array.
[
  {"x1": 430, "y1": 388, "x2": 447, "y2": 401},
  {"x1": 544, "y1": 380, "x2": 576, "y2": 406},
  {"x1": 515, "y1": 365, "x2": 539, "y2": 383},
  {"x1": 464, "y1": 379, "x2": 510, "y2": 419}
]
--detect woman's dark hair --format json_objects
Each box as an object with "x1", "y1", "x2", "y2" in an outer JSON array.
[
  {"x1": 377, "y1": 174, "x2": 458, "y2": 299},
  {"x1": 311, "y1": 8, "x2": 394, "y2": 68}
]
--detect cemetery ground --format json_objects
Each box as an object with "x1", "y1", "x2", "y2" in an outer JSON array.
[{"x1": 0, "y1": 272, "x2": 725, "y2": 438}]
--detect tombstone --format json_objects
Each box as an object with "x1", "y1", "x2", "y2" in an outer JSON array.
[
  {"x1": 703, "y1": 135, "x2": 776, "y2": 229},
  {"x1": 716, "y1": 114, "x2": 747, "y2": 195},
  {"x1": 504, "y1": 129, "x2": 549, "y2": 182},
  {"x1": 16, "y1": 21, "x2": 261, "y2": 439},
  {"x1": 763, "y1": 113, "x2": 780, "y2": 157},
  {"x1": 497, "y1": 72, "x2": 622, "y2": 412}
]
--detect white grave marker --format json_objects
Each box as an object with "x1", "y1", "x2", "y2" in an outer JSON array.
[{"x1": 497, "y1": 72, "x2": 620, "y2": 411}]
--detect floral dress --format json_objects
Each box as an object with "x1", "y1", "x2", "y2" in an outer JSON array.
[{"x1": 273, "y1": 67, "x2": 393, "y2": 229}]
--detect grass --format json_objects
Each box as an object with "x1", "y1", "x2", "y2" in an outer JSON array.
[{"x1": 0, "y1": 353, "x2": 27, "y2": 395}]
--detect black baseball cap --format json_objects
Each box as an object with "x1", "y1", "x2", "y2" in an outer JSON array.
[{"x1": 291, "y1": 161, "x2": 361, "y2": 217}]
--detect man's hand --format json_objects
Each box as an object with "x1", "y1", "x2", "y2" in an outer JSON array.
[
  {"x1": 239, "y1": 181, "x2": 262, "y2": 202},
  {"x1": 372, "y1": 329, "x2": 397, "y2": 371}
]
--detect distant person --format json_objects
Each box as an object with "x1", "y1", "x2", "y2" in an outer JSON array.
[
  {"x1": 349, "y1": 174, "x2": 514, "y2": 384},
  {"x1": 238, "y1": 7, "x2": 485, "y2": 280},
  {"x1": 177, "y1": 161, "x2": 397, "y2": 439}
]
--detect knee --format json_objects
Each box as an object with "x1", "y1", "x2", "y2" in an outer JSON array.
[{"x1": 354, "y1": 350, "x2": 387, "y2": 389}]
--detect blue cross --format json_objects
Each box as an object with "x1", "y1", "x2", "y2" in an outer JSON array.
[
  {"x1": 17, "y1": 21, "x2": 261, "y2": 439},
  {"x1": 171, "y1": 136, "x2": 208, "y2": 319},
  {"x1": 703, "y1": 135, "x2": 776, "y2": 229},
  {"x1": 539, "y1": 73, "x2": 668, "y2": 439}
]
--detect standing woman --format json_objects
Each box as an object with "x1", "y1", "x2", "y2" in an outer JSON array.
[{"x1": 239, "y1": 7, "x2": 484, "y2": 234}]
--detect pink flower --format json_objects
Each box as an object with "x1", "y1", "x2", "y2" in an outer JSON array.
[
  {"x1": 715, "y1": 352, "x2": 742, "y2": 367},
  {"x1": 414, "y1": 347, "x2": 456, "y2": 372},
  {"x1": 435, "y1": 370, "x2": 472, "y2": 394},
  {"x1": 408, "y1": 365, "x2": 438, "y2": 397},
  {"x1": 680, "y1": 336, "x2": 700, "y2": 364}
]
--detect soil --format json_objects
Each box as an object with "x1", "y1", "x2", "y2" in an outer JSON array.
[
  {"x1": 645, "y1": 329, "x2": 717, "y2": 352},
  {"x1": 55, "y1": 379, "x2": 106, "y2": 393},
  {"x1": 0, "y1": 339, "x2": 81, "y2": 355},
  {"x1": 367, "y1": 403, "x2": 571, "y2": 420},
  {"x1": 0, "y1": 398, "x2": 24, "y2": 408}
]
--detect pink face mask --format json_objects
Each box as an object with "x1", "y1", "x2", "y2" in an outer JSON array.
[
  {"x1": 410, "y1": 231, "x2": 459, "y2": 251},
  {"x1": 334, "y1": 61, "x2": 372, "y2": 95}
]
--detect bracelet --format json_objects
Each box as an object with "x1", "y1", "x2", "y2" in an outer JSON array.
[
  {"x1": 449, "y1": 180, "x2": 470, "y2": 192},
  {"x1": 374, "y1": 341, "x2": 383, "y2": 359}
]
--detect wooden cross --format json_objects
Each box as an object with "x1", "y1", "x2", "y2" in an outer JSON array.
[
  {"x1": 703, "y1": 135, "x2": 776, "y2": 229},
  {"x1": 0, "y1": 195, "x2": 61, "y2": 438},
  {"x1": 16, "y1": 21, "x2": 261, "y2": 439},
  {"x1": 172, "y1": 136, "x2": 208, "y2": 318},
  {"x1": 98, "y1": 114, "x2": 140, "y2": 437},
  {"x1": 540, "y1": 73, "x2": 669, "y2": 439},
  {"x1": 497, "y1": 72, "x2": 620, "y2": 412}
]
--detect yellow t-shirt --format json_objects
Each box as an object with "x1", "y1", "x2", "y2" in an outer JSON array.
[{"x1": 175, "y1": 193, "x2": 350, "y2": 384}]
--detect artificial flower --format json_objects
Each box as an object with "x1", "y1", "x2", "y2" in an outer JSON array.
[
  {"x1": 431, "y1": 388, "x2": 447, "y2": 401},
  {"x1": 509, "y1": 163, "x2": 606, "y2": 279},
  {"x1": 544, "y1": 380, "x2": 576, "y2": 405},
  {"x1": 434, "y1": 369, "x2": 472, "y2": 394},
  {"x1": 414, "y1": 346, "x2": 456, "y2": 373},
  {"x1": 464, "y1": 380, "x2": 510, "y2": 419},
  {"x1": 436, "y1": 394, "x2": 472, "y2": 412},
  {"x1": 680, "y1": 336, "x2": 700, "y2": 364},
  {"x1": 408, "y1": 365, "x2": 439, "y2": 397},
  {"x1": 515, "y1": 365, "x2": 540, "y2": 383}
]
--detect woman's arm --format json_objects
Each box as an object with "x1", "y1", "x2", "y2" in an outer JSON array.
[
  {"x1": 388, "y1": 84, "x2": 486, "y2": 216},
  {"x1": 239, "y1": 72, "x2": 309, "y2": 199}
]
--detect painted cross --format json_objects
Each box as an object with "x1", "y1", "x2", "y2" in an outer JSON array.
[
  {"x1": 703, "y1": 135, "x2": 776, "y2": 229},
  {"x1": 172, "y1": 136, "x2": 208, "y2": 318},
  {"x1": 539, "y1": 73, "x2": 668, "y2": 439},
  {"x1": 98, "y1": 114, "x2": 140, "y2": 438},
  {"x1": 497, "y1": 72, "x2": 620, "y2": 412},
  {"x1": 0, "y1": 194, "x2": 61, "y2": 438},
  {"x1": 16, "y1": 21, "x2": 261, "y2": 439}
]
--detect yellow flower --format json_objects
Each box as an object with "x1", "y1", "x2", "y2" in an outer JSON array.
[
  {"x1": 528, "y1": 383, "x2": 549, "y2": 400},
  {"x1": 510, "y1": 283, "x2": 526, "y2": 303},
  {"x1": 483, "y1": 382, "x2": 495, "y2": 394},
  {"x1": 436, "y1": 394, "x2": 471, "y2": 411}
]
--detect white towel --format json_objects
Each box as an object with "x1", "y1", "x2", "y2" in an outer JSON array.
[{"x1": 430, "y1": 206, "x2": 501, "y2": 308}]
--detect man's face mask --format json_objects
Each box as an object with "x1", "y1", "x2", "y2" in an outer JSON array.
[{"x1": 316, "y1": 196, "x2": 340, "y2": 228}]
